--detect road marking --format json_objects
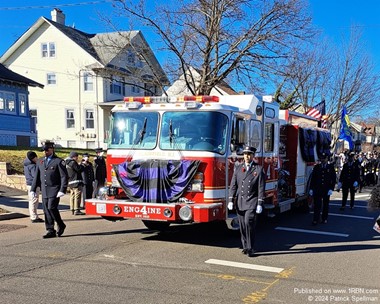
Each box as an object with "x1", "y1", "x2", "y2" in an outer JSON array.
[
  {"x1": 354, "y1": 194, "x2": 371, "y2": 199},
  {"x1": 330, "y1": 203, "x2": 367, "y2": 208},
  {"x1": 205, "y1": 259, "x2": 284, "y2": 273},
  {"x1": 275, "y1": 227, "x2": 349, "y2": 237},
  {"x1": 328, "y1": 212, "x2": 375, "y2": 220},
  {"x1": 310, "y1": 211, "x2": 374, "y2": 220}
]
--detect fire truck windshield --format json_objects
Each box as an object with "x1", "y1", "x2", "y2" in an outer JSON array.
[
  {"x1": 160, "y1": 111, "x2": 228, "y2": 154},
  {"x1": 108, "y1": 111, "x2": 228, "y2": 154},
  {"x1": 109, "y1": 112, "x2": 159, "y2": 149}
]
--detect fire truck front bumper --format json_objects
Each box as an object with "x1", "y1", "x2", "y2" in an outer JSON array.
[{"x1": 85, "y1": 199, "x2": 224, "y2": 223}]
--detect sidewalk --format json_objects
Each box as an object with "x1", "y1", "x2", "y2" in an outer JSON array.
[{"x1": 0, "y1": 185, "x2": 70, "y2": 221}]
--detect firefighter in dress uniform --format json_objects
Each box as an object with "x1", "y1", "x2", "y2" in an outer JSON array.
[
  {"x1": 309, "y1": 152, "x2": 336, "y2": 225},
  {"x1": 338, "y1": 152, "x2": 360, "y2": 210},
  {"x1": 228, "y1": 146, "x2": 265, "y2": 257},
  {"x1": 30, "y1": 141, "x2": 68, "y2": 238}
]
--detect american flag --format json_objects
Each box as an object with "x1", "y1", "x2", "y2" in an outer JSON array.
[{"x1": 306, "y1": 100, "x2": 328, "y2": 128}]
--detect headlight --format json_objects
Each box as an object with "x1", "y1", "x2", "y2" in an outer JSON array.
[{"x1": 179, "y1": 205, "x2": 192, "y2": 221}]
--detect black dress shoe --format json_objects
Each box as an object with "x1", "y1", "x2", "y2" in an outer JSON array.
[
  {"x1": 57, "y1": 224, "x2": 66, "y2": 237},
  {"x1": 247, "y1": 250, "x2": 256, "y2": 257},
  {"x1": 31, "y1": 218, "x2": 44, "y2": 223},
  {"x1": 241, "y1": 249, "x2": 248, "y2": 254},
  {"x1": 43, "y1": 232, "x2": 56, "y2": 239}
]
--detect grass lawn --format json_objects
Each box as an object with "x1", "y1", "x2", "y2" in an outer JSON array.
[{"x1": 0, "y1": 146, "x2": 98, "y2": 175}]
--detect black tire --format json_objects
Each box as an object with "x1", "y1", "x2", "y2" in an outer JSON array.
[{"x1": 142, "y1": 220, "x2": 171, "y2": 231}]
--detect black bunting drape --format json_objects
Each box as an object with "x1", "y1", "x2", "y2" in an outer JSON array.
[
  {"x1": 114, "y1": 159, "x2": 201, "y2": 203},
  {"x1": 299, "y1": 128, "x2": 317, "y2": 162}
]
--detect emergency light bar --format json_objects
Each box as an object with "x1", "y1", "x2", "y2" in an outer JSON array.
[{"x1": 123, "y1": 95, "x2": 219, "y2": 104}]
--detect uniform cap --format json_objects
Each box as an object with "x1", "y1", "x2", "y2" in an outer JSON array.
[
  {"x1": 94, "y1": 147, "x2": 104, "y2": 152},
  {"x1": 27, "y1": 151, "x2": 37, "y2": 161},
  {"x1": 69, "y1": 151, "x2": 79, "y2": 158},
  {"x1": 82, "y1": 153, "x2": 89, "y2": 157},
  {"x1": 41, "y1": 141, "x2": 54, "y2": 151},
  {"x1": 242, "y1": 146, "x2": 256, "y2": 154}
]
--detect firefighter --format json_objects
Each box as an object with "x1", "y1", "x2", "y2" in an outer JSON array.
[
  {"x1": 309, "y1": 152, "x2": 336, "y2": 225},
  {"x1": 228, "y1": 146, "x2": 265, "y2": 257},
  {"x1": 30, "y1": 141, "x2": 68, "y2": 238},
  {"x1": 93, "y1": 147, "x2": 107, "y2": 198},
  {"x1": 338, "y1": 152, "x2": 360, "y2": 210}
]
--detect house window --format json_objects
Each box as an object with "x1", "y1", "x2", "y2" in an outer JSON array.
[
  {"x1": 5, "y1": 93, "x2": 15, "y2": 113},
  {"x1": 0, "y1": 92, "x2": 4, "y2": 110},
  {"x1": 85, "y1": 109, "x2": 94, "y2": 129},
  {"x1": 19, "y1": 94, "x2": 27, "y2": 115},
  {"x1": 30, "y1": 109, "x2": 37, "y2": 124},
  {"x1": 110, "y1": 78, "x2": 125, "y2": 95},
  {"x1": 127, "y1": 51, "x2": 135, "y2": 64},
  {"x1": 41, "y1": 42, "x2": 56, "y2": 58},
  {"x1": 47, "y1": 73, "x2": 56, "y2": 85},
  {"x1": 132, "y1": 84, "x2": 140, "y2": 93},
  {"x1": 66, "y1": 109, "x2": 75, "y2": 128},
  {"x1": 84, "y1": 72, "x2": 93, "y2": 91}
]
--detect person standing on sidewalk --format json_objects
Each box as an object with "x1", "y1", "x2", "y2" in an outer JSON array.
[
  {"x1": 81, "y1": 152, "x2": 94, "y2": 209},
  {"x1": 65, "y1": 151, "x2": 85, "y2": 215},
  {"x1": 93, "y1": 148, "x2": 107, "y2": 198},
  {"x1": 338, "y1": 152, "x2": 360, "y2": 210},
  {"x1": 23, "y1": 151, "x2": 44, "y2": 223},
  {"x1": 31, "y1": 141, "x2": 68, "y2": 239},
  {"x1": 309, "y1": 152, "x2": 336, "y2": 225}
]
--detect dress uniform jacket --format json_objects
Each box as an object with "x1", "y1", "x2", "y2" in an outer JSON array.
[
  {"x1": 31, "y1": 155, "x2": 68, "y2": 198},
  {"x1": 309, "y1": 162, "x2": 336, "y2": 196},
  {"x1": 339, "y1": 161, "x2": 360, "y2": 187},
  {"x1": 229, "y1": 162, "x2": 265, "y2": 210}
]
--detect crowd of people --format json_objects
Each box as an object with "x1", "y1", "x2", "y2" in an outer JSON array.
[
  {"x1": 23, "y1": 142, "x2": 107, "y2": 239},
  {"x1": 309, "y1": 149, "x2": 380, "y2": 226}
]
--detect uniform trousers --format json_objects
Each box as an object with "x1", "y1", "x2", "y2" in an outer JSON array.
[
  {"x1": 313, "y1": 195, "x2": 330, "y2": 222},
  {"x1": 237, "y1": 208, "x2": 257, "y2": 251},
  {"x1": 342, "y1": 186, "x2": 356, "y2": 208},
  {"x1": 42, "y1": 196, "x2": 65, "y2": 233}
]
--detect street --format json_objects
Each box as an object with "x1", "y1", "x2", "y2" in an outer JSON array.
[{"x1": 0, "y1": 187, "x2": 379, "y2": 304}]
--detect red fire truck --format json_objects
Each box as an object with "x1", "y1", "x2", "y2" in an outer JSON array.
[{"x1": 85, "y1": 95, "x2": 331, "y2": 230}]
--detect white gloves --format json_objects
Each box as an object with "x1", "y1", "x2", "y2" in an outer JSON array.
[
  {"x1": 227, "y1": 202, "x2": 234, "y2": 210},
  {"x1": 30, "y1": 191, "x2": 36, "y2": 198},
  {"x1": 56, "y1": 191, "x2": 65, "y2": 198},
  {"x1": 337, "y1": 182, "x2": 342, "y2": 189},
  {"x1": 353, "y1": 181, "x2": 358, "y2": 187},
  {"x1": 256, "y1": 205, "x2": 263, "y2": 214},
  {"x1": 309, "y1": 190, "x2": 313, "y2": 196},
  {"x1": 327, "y1": 190, "x2": 333, "y2": 196}
]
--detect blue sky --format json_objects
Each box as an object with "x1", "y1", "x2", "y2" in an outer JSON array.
[{"x1": 1, "y1": 0, "x2": 380, "y2": 85}]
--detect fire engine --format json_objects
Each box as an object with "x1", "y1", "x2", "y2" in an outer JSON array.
[{"x1": 85, "y1": 94, "x2": 331, "y2": 231}]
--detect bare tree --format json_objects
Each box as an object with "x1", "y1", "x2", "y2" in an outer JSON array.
[{"x1": 106, "y1": 0, "x2": 313, "y2": 95}]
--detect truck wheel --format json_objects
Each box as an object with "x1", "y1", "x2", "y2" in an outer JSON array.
[{"x1": 142, "y1": 220, "x2": 170, "y2": 231}]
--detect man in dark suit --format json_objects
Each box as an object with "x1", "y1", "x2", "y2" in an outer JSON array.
[
  {"x1": 31, "y1": 141, "x2": 68, "y2": 238},
  {"x1": 93, "y1": 147, "x2": 107, "y2": 198},
  {"x1": 338, "y1": 152, "x2": 360, "y2": 210},
  {"x1": 309, "y1": 152, "x2": 336, "y2": 225},
  {"x1": 228, "y1": 146, "x2": 265, "y2": 257}
]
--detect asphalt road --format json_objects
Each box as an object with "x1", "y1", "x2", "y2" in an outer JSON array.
[{"x1": 0, "y1": 187, "x2": 379, "y2": 304}]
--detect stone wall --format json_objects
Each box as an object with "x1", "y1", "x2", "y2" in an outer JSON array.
[{"x1": 0, "y1": 162, "x2": 27, "y2": 192}]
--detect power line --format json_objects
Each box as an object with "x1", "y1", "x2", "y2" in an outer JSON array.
[{"x1": 0, "y1": 1, "x2": 111, "y2": 11}]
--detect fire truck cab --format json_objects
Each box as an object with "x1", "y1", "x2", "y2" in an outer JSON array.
[{"x1": 85, "y1": 94, "x2": 329, "y2": 231}]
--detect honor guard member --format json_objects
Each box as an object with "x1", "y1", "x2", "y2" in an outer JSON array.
[
  {"x1": 31, "y1": 141, "x2": 68, "y2": 238},
  {"x1": 228, "y1": 146, "x2": 265, "y2": 257},
  {"x1": 338, "y1": 152, "x2": 360, "y2": 210},
  {"x1": 309, "y1": 152, "x2": 336, "y2": 225}
]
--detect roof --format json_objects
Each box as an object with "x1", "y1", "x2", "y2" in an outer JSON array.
[
  {"x1": 1, "y1": 17, "x2": 168, "y2": 84},
  {"x1": 0, "y1": 64, "x2": 44, "y2": 88}
]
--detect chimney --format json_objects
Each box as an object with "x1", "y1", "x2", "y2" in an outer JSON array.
[{"x1": 51, "y1": 8, "x2": 65, "y2": 25}]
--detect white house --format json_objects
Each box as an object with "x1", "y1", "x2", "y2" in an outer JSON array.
[{"x1": 0, "y1": 9, "x2": 168, "y2": 149}]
